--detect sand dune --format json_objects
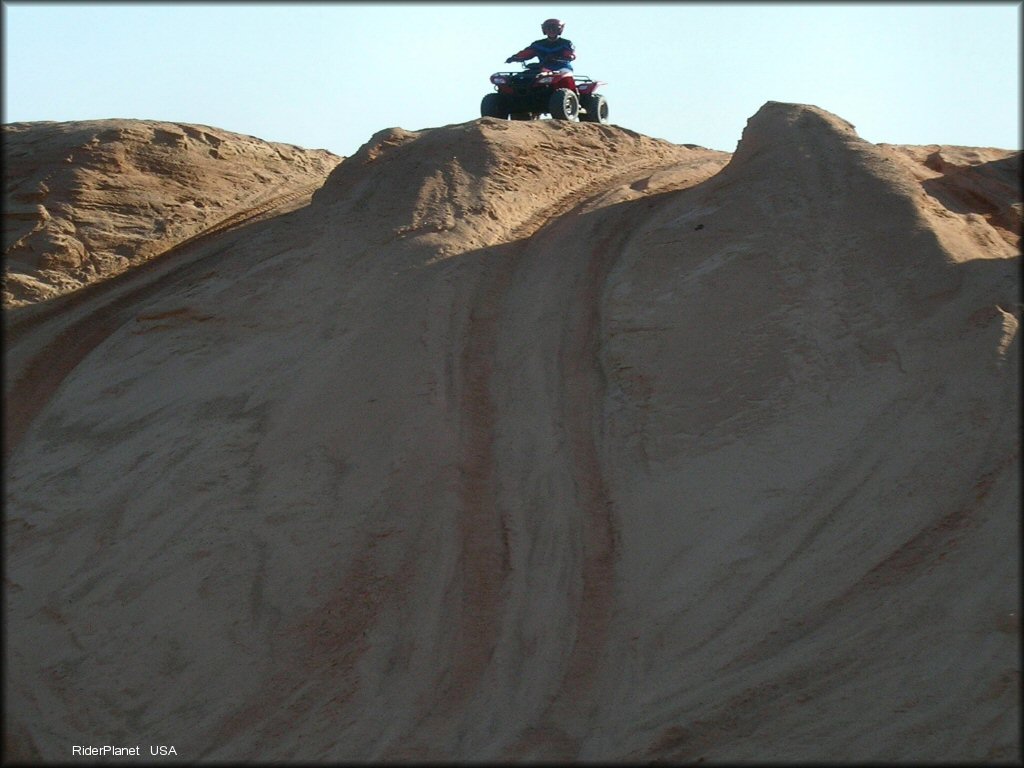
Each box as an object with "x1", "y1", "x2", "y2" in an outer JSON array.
[
  {"x1": 3, "y1": 102, "x2": 1019, "y2": 762},
  {"x1": 3, "y1": 119, "x2": 340, "y2": 308}
]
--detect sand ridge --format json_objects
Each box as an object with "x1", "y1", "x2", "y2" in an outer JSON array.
[{"x1": 3, "y1": 119, "x2": 340, "y2": 308}]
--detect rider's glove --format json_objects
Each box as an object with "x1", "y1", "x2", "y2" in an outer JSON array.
[{"x1": 505, "y1": 56, "x2": 516, "y2": 63}]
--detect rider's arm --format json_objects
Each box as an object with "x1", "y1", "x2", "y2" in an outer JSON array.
[{"x1": 506, "y1": 45, "x2": 537, "y2": 63}]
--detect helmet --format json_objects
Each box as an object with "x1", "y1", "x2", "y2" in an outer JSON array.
[{"x1": 541, "y1": 18, "x2": 564, "y2": 34}]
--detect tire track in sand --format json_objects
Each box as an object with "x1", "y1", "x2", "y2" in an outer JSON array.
[
  {"x1": 437, "y1": 251, "x2": 516, "y2": 717},
  {"x1": 429, "y1": 162, "x2": 677, "y2": 736},
  {"x1": 428, "y1": 161, "x2": 705, "y2": 756},
  {"x1": 505, "y1": 213, "x2": 632, "y2": 760}
]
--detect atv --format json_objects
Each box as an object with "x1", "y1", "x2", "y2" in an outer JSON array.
[{"x1": 480, "y1": 62, "x2": 609, "y2": 123}]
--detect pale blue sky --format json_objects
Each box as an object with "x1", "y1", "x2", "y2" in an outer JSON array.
[{"x1": 2, "y1": 2, "x2": 1020, "y2": 156}]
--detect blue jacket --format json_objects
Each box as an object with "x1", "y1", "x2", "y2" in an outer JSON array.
[{"x1": 508, "y1": 37, "x2": 575, "y2": 70}]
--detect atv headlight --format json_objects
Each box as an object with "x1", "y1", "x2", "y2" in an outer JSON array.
[
  {"x1": 491, "y1": 75, "x2": 508, "y2": 85},
  {"x1": 536, "y1": 76, "x2": 554, "y2": 84}
]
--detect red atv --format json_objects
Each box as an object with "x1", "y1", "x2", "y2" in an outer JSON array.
[{"x1": 481, "y1": 62, "x2": 609, "y2": 123}]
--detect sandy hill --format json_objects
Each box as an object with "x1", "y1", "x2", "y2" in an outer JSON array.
[
  {"x1": 3, "y1": 119, "x2": 340, "y2": 308},
  {"x1": 3, "y1": 103, "x2": 1020, "y2": 762}
]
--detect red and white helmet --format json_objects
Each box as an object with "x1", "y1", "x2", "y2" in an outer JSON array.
[{"x1": 541, "y1": 18, "x2": 564, "y2": 34}]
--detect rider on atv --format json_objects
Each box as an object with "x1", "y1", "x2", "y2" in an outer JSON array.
[
  {"x1": 506, "y1": 18, "x2": 575, "y2": 74},
  {"x1": 483, "y1": 17, "x2": 607, "y2": 123}
]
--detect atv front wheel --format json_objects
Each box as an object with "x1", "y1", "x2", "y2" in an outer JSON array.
[
  {"x1": 510, "y1": 112, "x2": 538, "y2": 121},
  {"x1": 549, "y1": 88, "x2": 580, "y2": 121},
  {"x1": 580, "y1": 93, "x2": 609, "y2": 124},
  {"x1": 481, "y1": 93, "x2": 508, "y2": 119}
]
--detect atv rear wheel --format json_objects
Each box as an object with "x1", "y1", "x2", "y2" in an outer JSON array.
[
  {"x1": 548, "y1": 88, "x2": 580, "y2": 121},
  {"x1": 481, "y1": 93, "x2": 508, "y2": 119},
  {"x1": 580, "y1": 93, "x2": 609, "y2": 124}
]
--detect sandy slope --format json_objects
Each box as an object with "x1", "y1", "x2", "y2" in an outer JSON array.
[
  {"x1": 3, "y1": 103, "x2": 1020, "y2": 762},
  {"x1": 3, "y1": 119, "x2": 340, "y2": 308}
]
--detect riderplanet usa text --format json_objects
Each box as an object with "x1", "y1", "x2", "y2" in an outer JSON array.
[{"x1": 72, "y1": 745, "x2": 141, "y2": 756}]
